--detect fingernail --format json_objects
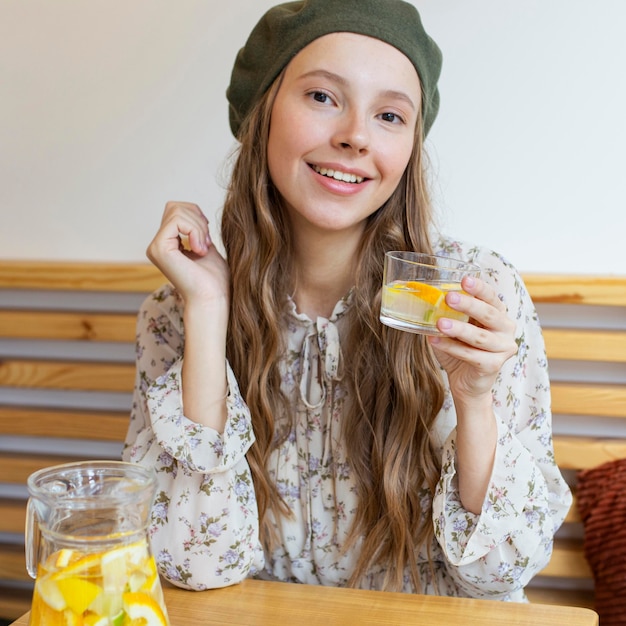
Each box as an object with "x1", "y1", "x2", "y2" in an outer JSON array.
[
  {"x1": 447, "y1": 292, "x2": 460, "y2": 305},
  {"x1": 465, "y1": 276, "x2": 476, "y2": 288},
  {"x1": 439, "y1": 318, "x2": 453, "y2": 330}
]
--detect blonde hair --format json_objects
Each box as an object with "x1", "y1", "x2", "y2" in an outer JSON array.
[{"x1": 221, "y1": 74, "x2": 445, "y2": 592}]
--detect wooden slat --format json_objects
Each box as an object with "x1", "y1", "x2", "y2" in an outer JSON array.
[
  {"x1": 554, "y1": 436, "x2": 626, "y2": 471},
  {"x1": 0, "y1": 587, "x2": 32, "y2": 622},
  {"x1": 564, "y1": 495, "x2": 581, "y2": 523},
  {"x1": 0, "y1": 310, "x2": 137, "y2": 342},
  {"x1": 0, "y1": 546, "x2": 29, "y2": 582},
  {"x1": 551, "y1": 382, "x2": 626, "y2": 418},
  {"x1": 0, "y1": 500, "x2": 27, "y2": 535},
  {"x1": 0, "y1": 453, "x2": 98, "y2": 485},
  {"x1": 0, "y1": 261, "x2": 164, "y2": 293},
  {"x1": 0, "y1": 264, "x2": 621, "y2": 302},
  {"x1": 539, "y1": 539, "x2": 591, "y2": 578},
  {"x1": 0, "y1": 359, "x2": 135, "y2": 392},
  {"x1": 526, "y1": 587, "x2": 594, "y2": 610},
  {"x1": 523, "y1": 274, "x2": 626, "y2": 306},
  {"x1": 543, "y1": 328, "x2": 626, "y2": 363},
  {"x1": 0, "y1": 407, "x2": 128, "y2": 441}
]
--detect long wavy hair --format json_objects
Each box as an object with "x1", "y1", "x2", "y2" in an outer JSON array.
[{"x1": 221, "y1": 72, "x2": 445, "y2": 592}]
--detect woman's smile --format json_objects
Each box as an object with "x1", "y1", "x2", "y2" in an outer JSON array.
[{"x1": 310, "y1": 163, "x2": 366, "y2": 185}]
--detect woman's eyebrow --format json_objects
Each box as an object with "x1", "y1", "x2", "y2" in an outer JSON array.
[
  {"x1": 379, "y1": 89, "x2": 417, "y2": 111},
  {"x1": 298, "y1": 69, "x2": 417, "y2": 111},
  {"x1": 298, "y1": 68, "x2": 347, "y2": 84}
]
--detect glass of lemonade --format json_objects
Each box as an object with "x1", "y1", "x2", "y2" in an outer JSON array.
[{"x1": 380, "y1": 251, "x2": 481, "y2": 335}]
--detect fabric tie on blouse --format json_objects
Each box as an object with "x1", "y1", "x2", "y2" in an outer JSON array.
[{"x1": 298, "y1": 317, "x2": 344, "y2": 409}]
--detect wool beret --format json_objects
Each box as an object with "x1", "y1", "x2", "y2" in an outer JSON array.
[{"x1": 226, "y1": 0, "x2": 443, "y2": 138}]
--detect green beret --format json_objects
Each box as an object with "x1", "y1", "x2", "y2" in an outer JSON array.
[{"x1": 227, "y1": 0, "x2": 443, "y2": 138}]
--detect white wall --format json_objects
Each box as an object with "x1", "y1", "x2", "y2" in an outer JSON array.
[{"x1": 1, "y1": 0, "x2": 624, "y2": 273}]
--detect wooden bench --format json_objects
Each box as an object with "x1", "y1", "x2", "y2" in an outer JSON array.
[
  {"x1": 1, "y1": 261, "x2": 624, "y2": 620},
  {"x1": 522, "y1": 275, "x2": 626, "y2": 609}
]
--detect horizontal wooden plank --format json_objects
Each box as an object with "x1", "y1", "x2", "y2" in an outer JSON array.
[
  {"x1": 554, "y1": 436, "x2": 626, "y2": 471},
  {"x1": 523, "y1": 274, "x2": 626, "y2": 306},
  {"x1": 0, "y1": 587, "x2": 32, "y2": 622},
  {"x1": 0, "y1": 499, "x2": 26, "y2": 535},
  {"x1": 1, "y1": 264, "x2": 623, "y2": 303},
  {"x1": 0, "y1": 407, "x2": 128, "y2": 441},
  {"x1": 0, "y1": 545, "x2": 29, "y2": 582},
  {"x1": 544, "y1": 328, "x2": 626, "y2": 363},
  {"x1": 551, "y1": 382, "x2": 626, "y2": 419},
  {"x1": 525, "y1": 587, "x2": 594, "y2": 610},
  {"x1": 0, "y1": 261, "x2": 165, "y2": 293},
  {"x1": 0, "y1": 452, "x2": 103, "y2": 485},
  {"x1": 0, "y1": 359, "x2": 135, "y2": 392},
  {"x1": 539, "y1": 539, "x2": 591, "y2": 579},
  {"x1": 0, "y1": 310, "x2": 137, "y2": 342},
  {"x1": 564, "y1": 494, "x2": 581, "y2": 524}
]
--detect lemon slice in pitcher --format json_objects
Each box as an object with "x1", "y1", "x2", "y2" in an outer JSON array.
[
  {"x1": 56, "y1": 577, "x2": 103, "y2": 614},
  {"x1": 36, "y1": 577, "x2": 66, "y2": 611},
  {"x1": 123, "y1": 592, "x2": 169, "y2": 626}
]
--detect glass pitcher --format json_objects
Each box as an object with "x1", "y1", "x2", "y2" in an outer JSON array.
[{"x1": 25, "y1": 460, "x2": 170, "y2": 626}]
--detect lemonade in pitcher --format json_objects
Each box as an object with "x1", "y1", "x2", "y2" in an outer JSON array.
[
  {"x1": 26, "y1": 461, "x2": 170, "y2": 626},
  {"x1": 30, "y1": 537, "x2": 167, "y2": 626}
]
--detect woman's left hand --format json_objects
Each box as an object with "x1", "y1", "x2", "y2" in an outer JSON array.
[{"x1": 428, "y1": 275, "x2": 518, "y2": 403}]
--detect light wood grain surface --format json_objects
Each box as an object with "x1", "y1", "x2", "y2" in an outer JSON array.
[
  {"x1": 0, "y1": 261, "x2": 623, "y2": 304},
  {"x1": 8, "y1": 578, "x2": 600, "y2": 626}
]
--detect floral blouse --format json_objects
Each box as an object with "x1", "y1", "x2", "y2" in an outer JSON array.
[{"x1": 123, "y1": 237, "x2": 572, "y2": 601}]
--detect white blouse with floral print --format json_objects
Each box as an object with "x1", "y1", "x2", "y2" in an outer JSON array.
[{"x1": 123, "y1": 237, "x2": 572, "y2": 601}]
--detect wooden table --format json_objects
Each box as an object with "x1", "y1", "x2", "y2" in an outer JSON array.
[{"x1": 10, "y1": 578, "x2": 599, "y2": 625}]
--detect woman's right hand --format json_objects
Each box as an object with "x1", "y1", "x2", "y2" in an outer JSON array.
[{"x1": 146, "y1": 201, "x2": 229, "y2": 305}]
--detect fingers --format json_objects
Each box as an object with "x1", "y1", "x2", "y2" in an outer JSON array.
[
  {"x1": 148, "y1": 201, "x2": 212, "y2": 263},
  {"x1": 163, "y1": 201, "x2": 211, "y2": 255},
  {"x1": 458, "y1": 275, "x2": 508, "y2": 324},
  {"x1": 428, "y1": 276, "x2": 518, "y2": 371},
  {"x1": 449, "y1": 277, "x2": 512, "y2": 333}
]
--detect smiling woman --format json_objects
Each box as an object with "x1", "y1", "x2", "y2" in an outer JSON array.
[{"x1": 118, "y1": 0, "x2": 572, "y2": 605}]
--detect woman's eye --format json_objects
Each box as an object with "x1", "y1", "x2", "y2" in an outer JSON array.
[
  {"x1": 381, "y1": 112, "x2": 403, "y2": 124},
  {"x1": 311, "y1": 91, "x2": 331, "y2": 104}
]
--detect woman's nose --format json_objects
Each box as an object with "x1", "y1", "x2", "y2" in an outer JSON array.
[{"x1": 333, "y1": 109, "x2": 370, "y2": 153}]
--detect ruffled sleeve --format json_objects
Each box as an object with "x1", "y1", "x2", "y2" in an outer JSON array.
[
  {"x1": 123, "y1": 284, "x2": 265, "y2": 590},
  {"x1": 432, "y1": 244, "x2": 572, "y2": 599}
]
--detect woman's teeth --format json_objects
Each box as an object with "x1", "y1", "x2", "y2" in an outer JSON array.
[{"x1": 312, "y1": 165, "x2": 364, "y2": 184}]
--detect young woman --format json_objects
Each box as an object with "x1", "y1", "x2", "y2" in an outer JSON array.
[{"x1": 124, "y1": 0, "x2": 571, "y2": 601}]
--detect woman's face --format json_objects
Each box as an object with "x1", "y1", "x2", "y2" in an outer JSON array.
[{"x1": 267, "y1": 32, "x2": 421, "y2": 241}]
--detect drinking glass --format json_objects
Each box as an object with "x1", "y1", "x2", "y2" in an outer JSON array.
[{"x1": 380, "y1": 251, "x2": 481, "y2": 335}]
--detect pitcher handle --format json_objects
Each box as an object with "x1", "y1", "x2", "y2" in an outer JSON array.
[{"x1": 24, "y1": 498, "x2": 40, "y2": 578}]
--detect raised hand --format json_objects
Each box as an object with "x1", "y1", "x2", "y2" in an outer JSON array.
[
  {"x1": 146, "y1": 201, "x2": 229, "y2": 305},
  {"x1": 428, "y1": 275, "x2": 518, "y2": 404}
]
